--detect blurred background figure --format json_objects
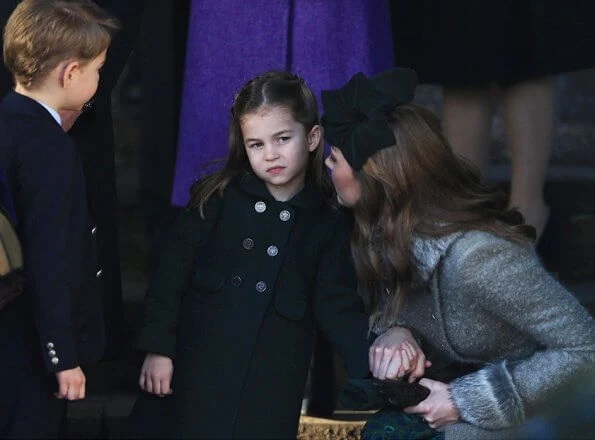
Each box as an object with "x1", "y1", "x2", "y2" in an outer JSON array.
[{"x1": 389, "y1": 0, "x2": 595, "y2": 254}]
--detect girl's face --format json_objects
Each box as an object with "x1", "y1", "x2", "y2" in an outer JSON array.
[
  {"x1": 325, "y1": 147, "x2": 361, "y2": 207},
  {"x1": 241, "y1": 106, "x2": 320, "y2": 201}
]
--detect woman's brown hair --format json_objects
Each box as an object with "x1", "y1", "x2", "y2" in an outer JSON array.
[
  {"x1": 351, "y1": 104, "x2": 535, "y2": 329},
  {"x1": 189, "y1": 70, "x2": 335, "y2": 216}
]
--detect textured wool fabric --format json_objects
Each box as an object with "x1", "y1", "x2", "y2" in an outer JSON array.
[
  {"x1": 373, "y1": 230, "x2": 595, "y2": 440},
  {"x1": 171, "y1": 0, "x2": 393, "y2": 206}
]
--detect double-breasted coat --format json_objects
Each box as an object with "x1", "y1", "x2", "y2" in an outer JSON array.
[
  {"x1": 0, "y1": 92, "x2": 105, "y2": 435},
  {"x1": 129, "y1": 174, "x2": 371, "y2": 438}
]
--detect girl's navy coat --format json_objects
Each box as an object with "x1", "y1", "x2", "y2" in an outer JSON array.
[{"x1": 130, "y1": 174, "x2": 370, "y2": 438}]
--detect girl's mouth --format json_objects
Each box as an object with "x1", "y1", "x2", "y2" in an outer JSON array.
[{"x1": 267, "y1": 167, "x2": 285, "y2": 175}]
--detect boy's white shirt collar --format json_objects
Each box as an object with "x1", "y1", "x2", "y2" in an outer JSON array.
[{"x1": 34, "y1": 99, "x2": 62, "y2": 127}]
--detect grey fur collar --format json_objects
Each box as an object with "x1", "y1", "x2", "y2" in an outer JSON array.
[
  {"x1": 371, "y1": 232, "x2": 463, "y2": 335},
  {"x1": 410, "y1": 232, "x2": 463, "y2": 283}
]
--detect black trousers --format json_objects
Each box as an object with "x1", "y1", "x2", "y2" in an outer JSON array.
[{"x1": 0, "y1": 366, "x2": 67, "y2": 438}]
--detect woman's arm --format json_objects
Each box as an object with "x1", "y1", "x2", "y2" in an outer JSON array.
[{"x1": 446, "y1": 236, "x2": 595, "y2": 430}]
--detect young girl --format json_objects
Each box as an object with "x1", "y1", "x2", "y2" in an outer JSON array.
[
  {"x1": 127, "y1": 71, "x2": 419, "y2": 438},
  {"x1": 321, "y1": 69, "x2": 595, "y2": 439}
]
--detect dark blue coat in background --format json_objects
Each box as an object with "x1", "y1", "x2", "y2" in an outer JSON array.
[
  {"x1": 129, "y1": 174, "x2": 371, "y2": 438},
  {"x1": 0, "y1": 92, "x2": 104, "y2": 436}
]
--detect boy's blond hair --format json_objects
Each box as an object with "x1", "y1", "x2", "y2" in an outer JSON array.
[{"x1": 3, "y1": 0, "x2": 119, "y2": 89}]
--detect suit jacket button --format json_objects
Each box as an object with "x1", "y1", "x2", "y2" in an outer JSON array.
[
  {"x1": 46, "y1": 342, "x2": 54, "y2": 349},
  {"x1": 51, "y1": 357, "x2": 59, "y2": 365},
  {"x1": 96, "y1": 269, "x2": 103, "y2": 278},
  {"x1": 255, "y1": 281, "x2": 267, "y2": 293},
  {"x1": 242, "y1": 238, "x2": 254, "y2": 250},
  {"x1": 267, "y1": 245, "x2": 278, "y2": 257},
  {"x1": 48, "y1": 350, "x2": 56, "y2": 356},
  {"x1": 231, "y1": 275, "x2": 242, "y2": 287},
  {"x1": 91, "y1": 226, "x2": 98, "y2": 236}
]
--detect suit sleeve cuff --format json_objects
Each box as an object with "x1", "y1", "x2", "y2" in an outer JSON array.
[
  {"x1": 136, "y1": 324, "x2": 177, "y2": 359},
  {"x1": 40, "y1": 331, "x2": 79, "y2": 373}
]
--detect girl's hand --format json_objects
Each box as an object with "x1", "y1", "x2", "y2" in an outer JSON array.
[
  {"x1": 370, "y1": 327, "x2": 431, "y2": 381},
  {"x1": 404, "y1": 378, "x2": 459, "y2": 429},
  {"x1": 139, "y1": 353, "x2": 174, "y2": 397}
]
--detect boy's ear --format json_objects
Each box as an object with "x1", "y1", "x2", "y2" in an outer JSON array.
[
  {"x1": 308, "y1": 125, "x2": 322, "y2": 152},
  {"x1": 60, "y1": 61, "x2": 80, "y2": 88}
]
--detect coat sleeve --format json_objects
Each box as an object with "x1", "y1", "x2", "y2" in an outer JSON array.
[
  {"x1": 136, "y1": 207, "x2": 203, "y2": 359},
  {"x1": 312, "y1": 210, "x2": 371, "y2": 379},
  {"x1": 15, "y1": 137, "x2": 78, "y2": 373},
  {"x1": 447, "y1": 237, "x2": 595, "y2": 430}
]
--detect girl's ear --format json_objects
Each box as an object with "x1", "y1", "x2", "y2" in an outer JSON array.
[
  {"x1": 308, "y1": 125, "x2": 322, "y2": 152},
  {"x1": 60, "y1": 61, "x2": 80, "y2": 89}
]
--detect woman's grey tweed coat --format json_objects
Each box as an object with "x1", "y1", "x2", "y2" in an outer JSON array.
[{"x1": 374, "y1": 230, "x2": 595, "y2": 439}]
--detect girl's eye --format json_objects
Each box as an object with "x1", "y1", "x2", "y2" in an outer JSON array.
[
  {"x1": 248, "y1": 142, "x2": 263, "y2": 149},
  {"x1": 277, "y1": 136, "x2": 290, "y2": 143}
]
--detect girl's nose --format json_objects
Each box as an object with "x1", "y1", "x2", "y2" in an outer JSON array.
[{"x1": 264, "y1": 144, "x2": 279, "y2": 160}]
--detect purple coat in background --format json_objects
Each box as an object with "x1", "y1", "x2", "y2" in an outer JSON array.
[{"x1": 172, "y1": 0, "x2": 393, "y2": 206}]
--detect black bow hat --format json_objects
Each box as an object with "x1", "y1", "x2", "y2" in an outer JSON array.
[{"x1": 321, "y1": 68, "x2": 418, "y2": 170}]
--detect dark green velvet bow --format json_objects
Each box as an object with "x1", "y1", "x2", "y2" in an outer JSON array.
[{"x1": 321, "y1": 68, "x2": 418, "y2": 170}]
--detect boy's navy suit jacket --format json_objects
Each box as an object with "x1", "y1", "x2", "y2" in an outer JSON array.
[{"x1": 0, "y1": 92, "x2": 104, "y2": 373}]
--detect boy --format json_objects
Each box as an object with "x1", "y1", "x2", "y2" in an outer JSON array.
[{"x1": 0, "y1": 0, "x2": 118, "y2": 436}]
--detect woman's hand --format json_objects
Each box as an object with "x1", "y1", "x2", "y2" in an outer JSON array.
[
  {"x1": 404, "y1": 378, "x2": 459, "y2": 429},
  {"x1": 139, "y1": 353, "x2": 174, "y2": 397},
  {"x1": 370, "y1": 326, "x2": 431, "y2": 381}
]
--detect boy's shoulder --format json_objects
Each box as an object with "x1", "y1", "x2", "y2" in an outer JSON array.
[{"x1": 1, "y1": 92, "x2": 74, "y2": 159}]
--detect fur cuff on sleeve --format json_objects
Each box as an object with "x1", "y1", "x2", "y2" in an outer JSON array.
[{"x1": 450, "y1": 362, "x2": 525, "y2": 430}]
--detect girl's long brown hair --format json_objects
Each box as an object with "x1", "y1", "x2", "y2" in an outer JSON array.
[
  {"x1": 352, "y1": 104, "x2": 535, "y2": 329},
  {"x1": 189, "y1": 70, "x2": 334, "y2": 216}
]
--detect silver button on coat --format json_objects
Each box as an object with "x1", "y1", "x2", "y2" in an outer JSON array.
[
  {"x1": 279, "y1": 210, "x2": 291, "y2": 221},
  {"x1": 243, "y1": 238, "x2": 254, "y2": 250},
  {"x1": 48, "y1": 350, "x2": 56, "y2": 357},
  {"x1": 51, "y1": 357, "x2": 59, "y2": 365},
  {"x1": 267, "y1": 245, "x2": 278, "y2": 257},
  {"x1": 254, "y1": 201, "x2": 267, "y2": 213},
  {"x1": 46, "y1": 342, "x2": 54, "y2": 349},
  {"x1": 96, "y1": 269, "x2": 103, "y2": 278},
  {"x1": 255, "y1": 281, "x2": 267, "y2": 293}
]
